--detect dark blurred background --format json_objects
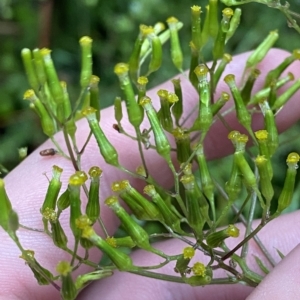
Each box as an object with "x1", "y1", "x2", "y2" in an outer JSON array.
[{"x1": 1, "y1": 0, "x2": 300, "y2": 182}]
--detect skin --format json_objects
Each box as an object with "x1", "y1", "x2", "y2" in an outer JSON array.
[{"x1": 1, "y1": 49, "x2": 300, "y2": 300}]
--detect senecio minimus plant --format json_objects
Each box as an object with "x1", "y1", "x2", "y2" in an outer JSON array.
[{"x1": 1, "y1": 0, "x2": 300, "y2": 299}]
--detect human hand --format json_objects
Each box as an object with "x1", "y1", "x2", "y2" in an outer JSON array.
[{"x1": 1, "y1": 49, "x2": 300, "y2": 300}]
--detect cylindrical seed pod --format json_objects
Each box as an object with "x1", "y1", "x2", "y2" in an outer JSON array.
[
  {"x1": 144, "y1": 185, "x2": 183, "y2": 233},
  {"x1": 23, "y1": 89, "x2": 56, "y2": 137},
  {"x1": 0, "y1": 179, "x2": 13, "y2": 232},
  {"x1": 50, "y1": 218, "x2": 68, "y2": 250},
  {"x1": 264, "y1": 49, "x2": 300, "y2": 88},
  {"x1": 246, "y1": 30, "x2": 279, "y2": 69},
  {"x1": 139, "y1": 96, "x2": 172, "y2": 163},
  {"x1": 275, "y1": 152, "x2": 300, "y2": 216},
  {"x1": 86, "y1": 166, "x2": 102, "y2": 224},
  {"x1": 89, "y1": 75, "x2": 100, "y2": 121},
  {"x1": 82, "y1": 107, "x2": 119, "y2": 167},
  {"x1": 171, "y1": 78, "x2": 183, "y2": 125},
  {"x1": 225, "y1": 8, "x2": 242, "y2": 43},
  {"x1": 166, "y1": 17, "x2": 183, "y2": 72},
  {"x1": 240, "y1": 69, "x2": 261, "y2": 105},
  {"x1": 213, "y1": 53, "x2": 232, "y2": 88},
  {"x1": 61, "y1": 82, "x2": 77, "y2": 140},
  {"x1": 105, "y1": 196, "x2": 153, "y2": 251},
  {"x1": 32, "y1": 48, "x2": 47, "y2": 87},
  {"x1": 68, "y1": 171, "x2": 88, "y2": 240},
  {"x1": 212, "y1": 8, "x2": 233, "y2": 61},
  {"x1": 172, "y1": 127, "x2": 191, "y2": 164},
  {"x1": 211, "y1": 92, "x2": 230, "y2": 116},
  {"x1": 114, "y1": 63, "x2": 144, "y2": 127},
  {"x1": 40, "y1": 48, "x2": 65, "y2": 123},
  {"x1": 21, "y1": 48, "x2": 39, "y2": 92},
  {"x1": 20, "y1": 250, "x2": 54, "y2": 285},
  {"x1": 206, "y1": 224, "x2": 239, "y2": 248},
  {"x1": 254, "y1": 130, "x2": 273, "y2": 179},
  {"x1": 224, "y1": 74, "x2": 252, "y2": 134},
  {"x1": 56, "y1": 261, "x2": 77, "y2": 300},
  {"x1": 259, "y1": 100, "x2": 279, "y2": 156},
  {"x1": 191, "y1": 5, "x2": 202, "y2": 51},
  {"x1": 79, "y1": 36, "x2": 93, "y2": 89},
  {"x1": 82, "y1": 226, "x2": 134, "y2": 271},
  {"x1": 255, "y1": 155, "x2": 274, "y2": 206},
  {"x1": 114, "y1": 96, "x2": 123, "y2": 123},
  {"x1": 208, "y1": 0, "x2": 219, "y2": 38},
  {"x1": 106, "y1": 236, "x2": 136, "y2": 248}
]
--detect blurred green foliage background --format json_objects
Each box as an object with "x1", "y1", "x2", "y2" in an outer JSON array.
[{"x1": 1, "y1": 0, "x2": 300, "y2": 219}]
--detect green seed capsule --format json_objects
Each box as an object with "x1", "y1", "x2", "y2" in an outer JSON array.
[
  {"x1": 50, "y1": 218, "x2": 68, "y2": 249},
  {"x1": 180, "y1": 174, "x2": 206, "y2": 237},
  {"x1": 57, "y1": 261, "x2": 78, "y2": 300},
  {"x1": 20, "y1": 250, "x2": 54, "y2": 285},
  {"x1": 191, "y1": 5, "x2": 202, "y2": 51},
  {"x1": 272, "y1": 79, "x2": 300, "y2": 111},
  {"x1": 82, "y1": 107, "x2": 119, "y2": 166},
  {"x1": 23, "y1": 89, "x2": 56, "y2": 137},
  {"x1": 226, "y1": 8, "x2": 242, "y2": 43},
  {"x1": 224, "y1": 74, "x2": 252, "y2": 134},
  {"x1": 40, "y1": 48, "x2": 65, "y2": 122},
  {"x1": 75, "y1": 270, "x2": 113, "y2": 290},
  {"x1": 117, "y1": 180, "x2": 163, "y2": 222},
  {"x1": 145, "y1": 28, "x2": 163, "y2": 75},
  {"x1": 111, "y1": 181, "x2": 148, "y2": 220},
  {"x1": 275, "y1": 152, "x2": 299, "y2": 215},
  {"x1": 114, "y1": 63, "x2": 144, "y2": 127},
  {"x1": 194, "y1": 144, "x2": 215, "y2": 221},
  {"x1": 139, "y1": 96, "x2": 172, "y2": 163},
  {"x1": 171, "y1": 78, "x2": 183, "y2": 126},
  {"x1": 114, "y1": 96, "x2": 123, "y2": 123},
  {"x1": 0, "y1": 179, "x2": 13, "y2": 232},
  {"x1": 57, "y1": 189, "x2": 70, "y2": 216},
  {"x1": 158, "y1": 89, "x2": 178, "y2": 133},
  {"x1": 128, "y1": 25, "x2": 147, "y2": 81},
  {"x1": 41, "y1": 165, "x2": 63, "y2": 214},
  {"x1": 105, "y1": 196, "x2": 153, "y2": 251},
  {"x1": 68, "y1": 171, "x2": 88, "y2": 240},
  {"x1": 213, "y1": 8, "x2": 233, "y2": 60},
  {"x1": 192, "y1": 65, "x2": 212, "y2": 134},
  {"x1": 208, "y1": 0, "x2": 219, "y2": 38},
  {"x1": 213, "y1": 53, "x2": 232, "y2": 88},
  {"x1": 137, "y1": 76, "x2": 148, "y2": 102},
  {"x1": 211, "y1": 92, "x2": 230, "y2": 116},
  {"x1": 82, "y1": 226, "x2": 134, "y2": 271},
  {"x1": 21, "y1": 48, "x2": 39, "y2": 92},
  {"x1": 264, "y1": 49, "x2": 300, "y2": 88},
  {"x1": 250, "y1": 73, "x2": 294, "y2": 105},
  {"x1": 166, "y1": 17, "x2": 183, "y2": 71},
  {"x1": 144, "y1": 185, "x2": 183, "y2": 233},
  {"x1": 240, "y1": 69, "x2": 261, "y2": 105},
  {"x1": 201, "y1": 5, "x2": 210, "y2": 46},
  {"x1": 79, "y1": 36, "x2": 93, "y2": 88},
  {"x1": 254, "y1": 130, "x2": 273, "y2": 178},
  {"x1": 89, "y1": 75, "x2": 100, "y2": 121},
  {"x1": 255, "y1": 155, "x2": 274, "y2": 206},
  {"x1": 246, "y1": 30, "x2": 279, "y2": 69},
  {"x1": 183, "y1": 265, "x2": 212, "y2": 286},
  {"x1": 86, "y1": 166, "x2": 102, "y2": 224},
  {"x1": 206, "y1": 224, "x2": 239, "y2": 248},
  {"x1": 189, "y1": 42, "x2": 200, "y2": 89},
  {"x1": 173, "y1": 127, "x2": 191, "y2": 163},
  {"x1": 32, "y1": 48, "x2": 47, "y2": 86},
  {"x1": 259, "y1": 100, "x2": 278, "y2": 156},
  {"x1": 61, "y1": 82, "x2": 77, "y2": 139},
  {"x1": 40, "y1": 165, "x2": 63, "y2": 231},
  {"x1": 106, "y1": 236, "x2": 136, "y2": 248}
]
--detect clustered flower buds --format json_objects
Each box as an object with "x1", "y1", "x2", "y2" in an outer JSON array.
[{"x1": 2, "y1": 2, "x2": 300, "y2": 299}]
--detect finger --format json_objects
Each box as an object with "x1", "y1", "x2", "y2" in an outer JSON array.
[
  {"x1": 246, "y1": 244, "x2": 300, "y2": 299},
  {"x1": 78, "y1": 211, "x2": 300, "y2": 300}
]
